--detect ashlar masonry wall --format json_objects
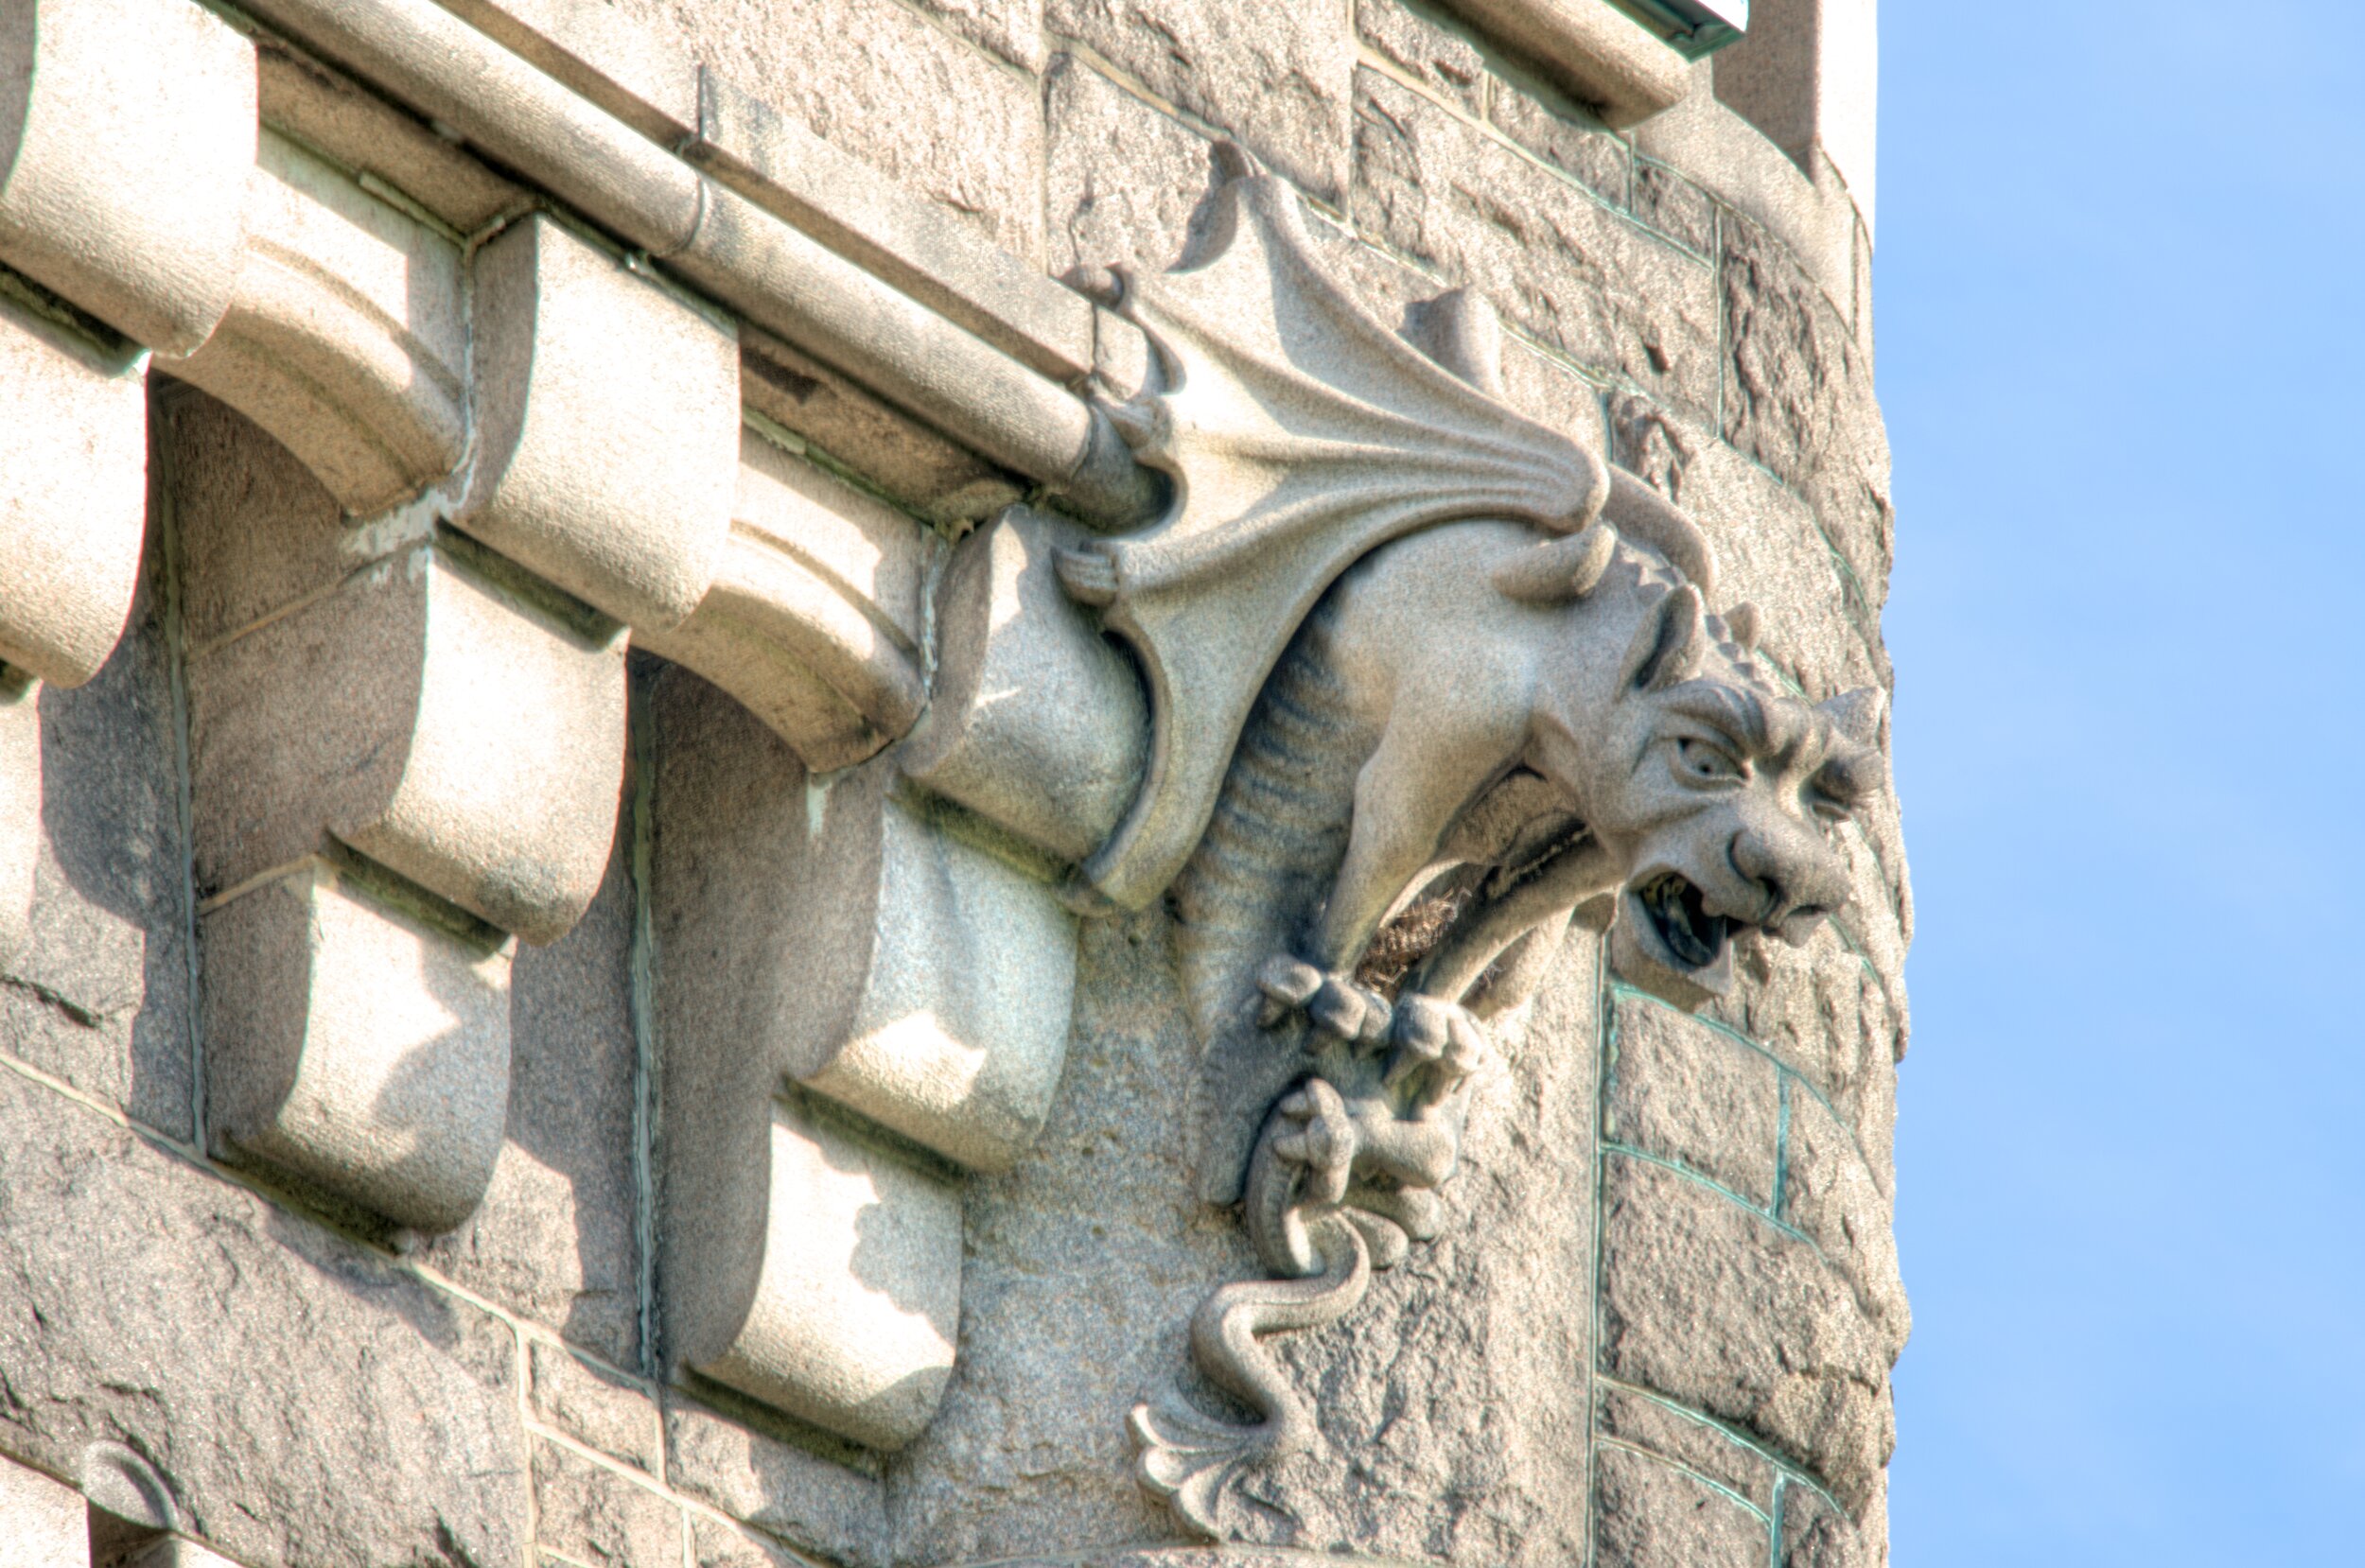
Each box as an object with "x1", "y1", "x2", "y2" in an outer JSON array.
[{"x1": 0, "y1": 1, "x2": 1904, "y2": 1565}]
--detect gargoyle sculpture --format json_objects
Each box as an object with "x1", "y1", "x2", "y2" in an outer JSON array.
[{"x1": 1075, "y1": 157, "x2": 1888, "y2": 1538}]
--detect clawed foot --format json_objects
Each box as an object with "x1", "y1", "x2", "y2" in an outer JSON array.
[
  {"x1": 1255, "y1": 955, "x2": 1391, "y2": 1045},
  {"x1": 1268, "y1": 1078, "x2": 1356, "y2": 1207},
  {"x1": 1384, "y1": 994, "x2": 1491, "y2": 1111}
]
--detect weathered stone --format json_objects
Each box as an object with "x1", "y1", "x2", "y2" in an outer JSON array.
[
  {"x1": 0, "y1": 1449, "x2": 85, "y2": 1568},
  {"x1": 1353, "y1": 69, "x2": 1717, "y2": 417},
  {"x1": 1607, "y1": 993, "x2": 1780, "y2": 1208},
  {"x1": 0, "y1": 0, "x2": 254, "y2": 357},
  {"x1": 1487, "y1": 71, "x2": 1630, "y2": 207},
  {"x1": 1495, "y1": 337, "x2": 1607, "y2": 453},
  {"x1": 1, "y1": 553, "x2": 194, "y2": 1141},
  {"x1": 1596, "y1": 1385, "x2": 1776, "y2": 1510},
  {"x1": 1708, "y1": 919, "x2": 1901, "y2": 1162},
  {"x1": 902, "y1": 0, "x2": 1045, "y2": 73},
  {"x1": 1780, "y1": 1475, "x2": 1883, "y2": 1568},
  {"x1": 660, "y1": 1394, "x2": 885, "y2": 1566},
  {"x1": 423, "y1": 844, "x2": 643, "y2": 1365},
  {"x1": 691, "y1": 70, "x2": 1087, "y2": 379},
  {"x1": 1045, "y1": 54, "x2": 1227, "y2": 286},
  {"x1": 201, "y1": 858, "x2": 514, "y2": 1234},
  {"x1": 0, "y1": 293, "x2": 147, "y2": 690},
  {"x1": 1719, "y1": 210, "x2": 1892, "y2": 628},
  {"x1": 534, "y1": 1438, "x2": 686, "y2": 1568},
  {"x1": 1781, "y1": 1087, "x2": 1908, "y2": 1361},
  {"x1": 184, "y1": 532, "x2": 627, "y2": 945},
  {"x1": 532, "y1": 1338, "x2": 665, "y2": 1476},
  {"x1": 1634, "y1": 159, "x2": 1717, "y2": 256},
  {"x1": 689, "y1": 1512, "x2": 812, "y2": 1568},
  {"x1": 457, "y1": 214, "x2": 741, "y2": 632},
  {"x1": 1045, "y1": 0, "x2": 1353, "y2": 201},
  {"x1": 444, "y1": 0, "x2": 702, "y2": 138},
  {"x1": 0, "y1": 1071, "x2": 525, "y2": 1568},
  {"x1": 162, "y1": 130, "x2": 469, "y2": 518},
  {"x1": 620, "y1": 0, "x2": 1043, "y2": 262},
  {"x1": 1592, "y1": 1442, "x2": 1769, "y2": 1568},
  {"x1": 1357, "y1": 0, "x2": 1488, "y2": 119},
  {"x1": 1598, "y1": 1154, "x2": 1891, "y2": 1511},
  {"x1": 1446, "y1": 0, "x2": 1690, "y2": 129}
]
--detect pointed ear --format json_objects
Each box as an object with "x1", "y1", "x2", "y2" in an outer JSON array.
[
  {"x1": 1493, "y1": 520, "x2": 1619, "y2": 603},
  {"x1": 1620, "y1": 584, "x2": 1706, "y2": 692},
  {"x1": 1817, "y1": 687, "x2": 1886, "y2": 747}
]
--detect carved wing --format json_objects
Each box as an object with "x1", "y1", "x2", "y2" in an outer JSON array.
[{"x1": 1063, "y1": 169, "x2": 1606, "y2": 910}]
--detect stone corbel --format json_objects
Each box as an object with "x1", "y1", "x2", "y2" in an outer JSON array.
[
  {"x1": 0, "y1": 0, "x2": 256, "y2": 961},
  {"x1": 653, "y1": 669, "x2": 1081, "y2": 1451}
]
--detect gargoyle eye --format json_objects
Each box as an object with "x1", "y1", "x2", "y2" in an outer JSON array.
[
  {"x1": 1674, "y1": 737, "x2": 1743, "y2": 783},
  {"x1": 1809, "y1": 793, "x2": 1853, "y2": 827}
]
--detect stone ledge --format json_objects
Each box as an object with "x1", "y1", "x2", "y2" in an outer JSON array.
[{"x1": 1443, "y1": 0, "x2": 1692, "y2": 128}]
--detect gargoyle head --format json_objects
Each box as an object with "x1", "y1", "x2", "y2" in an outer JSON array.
[{"x1": 1522, "y1": 550, "x2": 1885, "y2": 1009}]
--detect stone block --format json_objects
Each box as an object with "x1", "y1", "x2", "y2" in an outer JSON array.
[
  {"x1": 637, "y1": 430, "x2": 934, "y2": 773},
  {"x1": 691, "y1": 70, "x2": 1091, "y2": 381},
  {"x1": 1447, "y1": 0, "x2": 1691, "y2": 129},
  {"x1": 423, "y1": 845, "x2": 643, "y2": 1364},
  {"x1": 201, "y1": 858, "x2": 515, "y2": 1234},
  {"x1": 899, "y1": 505, "x2": 1148, "y2": 864},
  {"x1": 1045, "y1": 0, "x2": 1354, "y2": 202},
  {"x1": 534, "y1": 1440, "x2": 686, "y2": 1568},
  {"x1": 689, "y1": 1513, "x2": 809, "y2": 1568},
  {"x1": 1592, "y1": 1442, "x2": 1769, "y2": 1568},
  {"x1": 1487, "y1": 71, "x2": 1630, "y2": 207},
  {"x1": 0, "y1": 1450, "x2": 86, "y2": 1568},
  {"x1": 1713, "y1": 0, "x2": 1879, "y2": 231},
  {"x1": 1781, "y1": 1475, "x2": 1883, "y2": 1568},
  {"x1": 532, "y1": 1338, "x2": 665, "y2": 1474},
  {"x1": 1635, "y1": 159, "x2": 1717, "y2": 256},
  {"x1": 0, "y1": 0, "x2": 254, "y2": 356},
  {"x1": 185, "y1": 531, "x2": 627, "y2": 944},
  {"x1": 0, "y1": 291, "x2": 148, "y2": 688},
  {"x1": 2, "y1": 554, "x2": 196, "y2": 1141},
  {"x1": 675, "y1": 1099, "x2": 963, "y2": 1453},
  {"x1": 0, "y1": 1070, "x2": 525, "y2": 1568},
  {"x1": 457, "y1": 215, "x2": 740, "y2": 632},
  {"x1": 1596, "y1": 1386, "x2": 1775, "y2": 1509},
  {"x1": 1781, "y1": 1087, "x2": 1907, "y2": 1362},
  {"x1": 108, "y1": 1539, "x2": 243, "y2": 1568},
  {"x1": 1719, "y1": 210, "x2": 1892, "y2": 627},
  {"x1": 1607, "y1": 993, "x2": 1779, "y2": 1208},
  {"x1": 1598, "y1": 1154, "x2": 1891, "y2": 1511},
  {"x1": 620, "y1": 0, "x2": 1043, "y2": 262},
  {"x1": 1497, "y1": 337, "x2": 1607, "y2": 454},
  {"x1": 1045, "y1": 54, "x2": 1228, "y2": 286},
  {"x1": 1357, "y1": 0, "x2": 1488, "y2": 119},
  {"x1": 164, "y1": 130, "x2": 468, "y2": 518},
  {"x1": 1353, "y1": 69, "x2": 1718, "y2": 418},
  {"x1": 0, "y1": 674, "x2": 34, "y2": 972},
  {"x1": 661, "y1": 1394, "x2": 885, "y2": 1566},
  {"x1": 1708, "y1": 919, "x2": 1900, "y2": 1160}
]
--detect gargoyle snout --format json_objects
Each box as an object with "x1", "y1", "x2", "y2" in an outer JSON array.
[{"x1": 1729, "y1": 823, "x2": 1850, "y2": 944}]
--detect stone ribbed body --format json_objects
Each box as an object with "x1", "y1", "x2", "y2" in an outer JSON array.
[{"x1": 0, "y1": 1, "x2": 1901, "y2": 1564}]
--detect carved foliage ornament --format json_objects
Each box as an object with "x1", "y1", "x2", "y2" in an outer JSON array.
[{"x1": 1060, "y1": 158, "x2": 1885, "y2": 1537}]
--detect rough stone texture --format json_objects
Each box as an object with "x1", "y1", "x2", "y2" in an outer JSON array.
[
  {"x1": 689, "y1": 1512, "x2": 815, "y2": 1568},
  {"x1": 0, "y1": 1070, "x2": 525, "y2": 1568},
  {"x1": 1782, "y1": 1476, "x2": 1885, "y2": 1568},
  {"x1": 1357, "y1": 0, "x2": 1488, "y2": 120},
  {"x1": 1597, "y1": 1155, "x2": 1892, "y2": 1513},
  {"x1": 532, "y1": 1338, "x2": 666, "y2": 1475},
  {"x1": 1, "y1": 549, "x2": 194, "y2": 1142},
  {"x1": 534, "y1": 1439, "x2": 687, "y2": 1568},
  {"x1": 661, "y1": 1394, "x2": 885, "y2": 1567},
  {"x1": 1595, "y1": 1386, "x2": 1776, "y2": 1510},
  {"x1": 1607, "y1": 996, "x2": 1779, "y2": 1208},
  {"x1": 1635, "y1": 159, "x2": 1717, "y2": 257},
  {"x1": 621, "y1": 0, "x2": 1044, "y2": 262},
  {"x1": 1045, "y1": 0, "x2": 1353, "y2": 202},
  {"x1": 1592, "y1": 1443, "x2": 1770, "y2": 1568},
  {"x1": 422, "y1": 843, "x2": 643, "y2": 1367},
  {"x1": 1719, "y1": 209, "x2": 1895, "y2": 636},
  {"x1": 1353, "y1": 69, "x2": 1718, "y2": 418},
  {"x1": 1487, "y1": 71, "x2": 1629, "y2": 208},
  {"x1": 1045, "y1": 54, "x2": 1227, "y2": 285},
  {"x1": 1781, "y1": 1087, "x2": 1909, "y2": 1362}
]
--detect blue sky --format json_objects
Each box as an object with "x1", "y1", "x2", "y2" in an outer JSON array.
[{"x1": 1880, "y1": 2, "x2": 2365, "y2": 1560}]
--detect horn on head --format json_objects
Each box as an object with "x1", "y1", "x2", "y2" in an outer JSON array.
[
  {"x1": 1621, "y1": 582, "x2": 1707, "y2": 692},
  {"x1": 1817, "y1": 687, "x2": 1886, "y2": 748},
  {"x1": 1493, "y1": 519, "x2": 1620, "y2": 604},
  {"x1": 1604, "y1": 469, "x2": 1718, "y2": 598}
]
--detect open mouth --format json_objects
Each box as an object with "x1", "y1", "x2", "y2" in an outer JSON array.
[{"x1": 1633, "y1": 873, "x2": 1728, "y2": 970}]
